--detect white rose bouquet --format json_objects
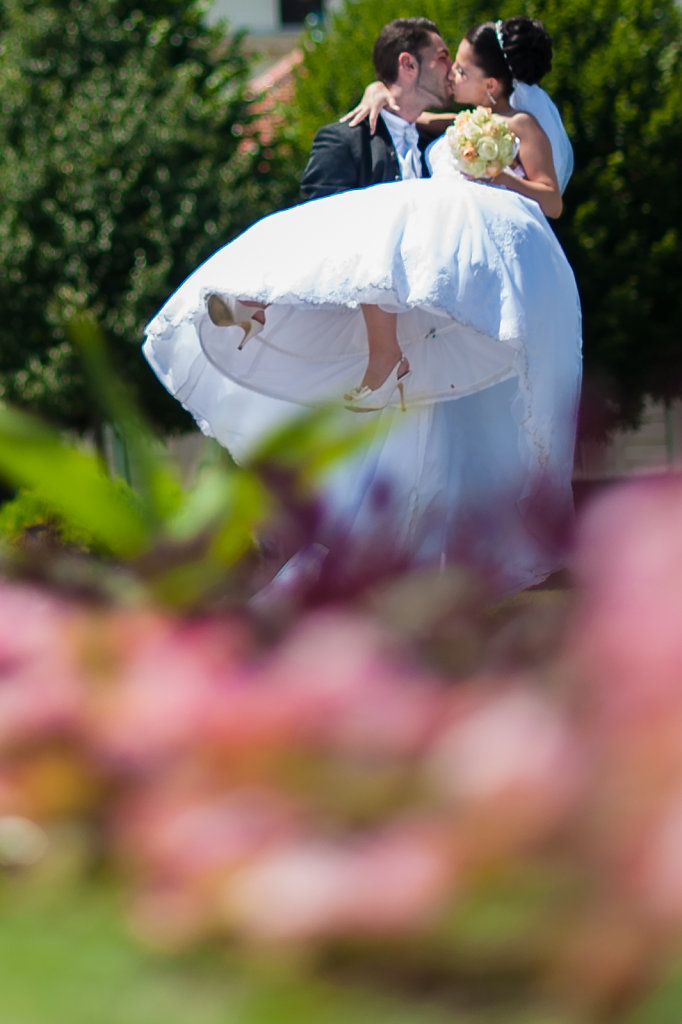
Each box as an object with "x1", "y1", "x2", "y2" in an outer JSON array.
[{"x1": 446, "y1": 106, "x2": 519, "y2": 180}]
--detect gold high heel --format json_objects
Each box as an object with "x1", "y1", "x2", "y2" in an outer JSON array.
[
  {"x1": 207, "y1": 294, "x2": 264, "y2": 350},
  {"x1": 344, "y1": 356, "x2": 411, "y2": 412}
]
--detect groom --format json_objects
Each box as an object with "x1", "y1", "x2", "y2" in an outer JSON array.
[{"x1": 300, "y1": 17, "x2": 453, "y2": 199}]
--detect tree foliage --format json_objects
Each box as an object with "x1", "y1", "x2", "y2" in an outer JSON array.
[
  {"x1": 0, "y1": 0, "x2": 300, "y2": 432},
  {"x1": 3, "y1": 0, "x2": 678, "y2": 435},
  {"x1": 290, "y1": 0, "x2": 682, "y2": 430}
]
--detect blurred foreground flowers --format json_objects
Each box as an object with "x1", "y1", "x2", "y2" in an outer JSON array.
[
  {"x1": 2, "y1": 318, "x2": 682, "y2": 1021},
  {"x1": 3, "y1": 471, "x2": 682, "y2": 1022}
]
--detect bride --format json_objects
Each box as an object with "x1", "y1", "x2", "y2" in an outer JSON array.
[{"x1": 143, "y1": 16, "x2": 582, "y2": 595}]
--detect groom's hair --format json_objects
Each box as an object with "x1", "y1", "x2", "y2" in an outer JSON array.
[{"x1": 373, "y1": 17, "x2": 441, "y2": 84}]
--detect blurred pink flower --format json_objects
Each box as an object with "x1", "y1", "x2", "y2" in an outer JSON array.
[
  {"x1": 572, "y1": 476, "x2": 682, "y2": 723},
  {"x1": 204, "y1": 611, "x2": 445, "y2": 757},
  {"x1": 116, "y1": 784, "x2": 306, "y2": 947},
  {"x1": 620, "y1": 790, "x2": 682, "y2": 925},
  {"x1": 425, "y1": 684, "x2": 584, "y2": 853},
  {"x1": 222, "y1": 820, "x2": 455, "y2": 942},
  {"x1": 0, "y1": 583, "x2": 83, "y2": 745},
  {"x1": 81, "y1": 610, "x2": 250, "y2": 765},
  {"x1": 113, "y1": 784, "x2": 301, "y2": 882}
]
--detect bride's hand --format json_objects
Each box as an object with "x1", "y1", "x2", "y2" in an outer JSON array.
[{"x1": 340, "y1": 81, "x2": 397, "y2": 133}]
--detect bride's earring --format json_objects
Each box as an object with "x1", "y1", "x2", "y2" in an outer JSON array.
[{"x1": 486, "y1": 89, "x2": 497, "y2": 106}]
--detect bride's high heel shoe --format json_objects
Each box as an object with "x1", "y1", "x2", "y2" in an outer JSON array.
[
  {"x1": 344, "y1": 356, "x2": 411, "y2": 413},
  {"x1": 207, "y1": 294, "x2": 264, "y2": 350}
]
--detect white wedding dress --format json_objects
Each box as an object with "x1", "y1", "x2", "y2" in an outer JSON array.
[{"x1": 144, "y1": 89, "x2": 581, "y2": 594}]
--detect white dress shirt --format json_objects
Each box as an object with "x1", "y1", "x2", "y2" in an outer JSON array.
[{"x1": 380, "y1": 110, "x2": 423, "y2": 179}]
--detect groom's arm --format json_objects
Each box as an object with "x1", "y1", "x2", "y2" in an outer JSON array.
[{"x1": 300, "y1": 122, "x2": 365, "y2": 199}]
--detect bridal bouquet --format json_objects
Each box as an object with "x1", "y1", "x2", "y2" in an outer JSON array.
[{"x1": 446, "y1": 106, "x2": 518, "y2": 180}]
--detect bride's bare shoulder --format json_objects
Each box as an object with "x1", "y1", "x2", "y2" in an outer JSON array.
[{"x1": 507, "y1": 110, "x2": 543, "y2": 137}]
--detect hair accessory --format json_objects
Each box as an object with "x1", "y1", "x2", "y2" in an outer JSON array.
[{"x1": 494, "y1": 19, "x2": 514, "y2": 77}]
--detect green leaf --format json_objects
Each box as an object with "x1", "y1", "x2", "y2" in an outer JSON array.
[
  {"x1": 248, "y1": 404, "x2": 381, "y2": 486},
  {"x1": 0, "y1": 403, "x2": 148, "y2": 556}
]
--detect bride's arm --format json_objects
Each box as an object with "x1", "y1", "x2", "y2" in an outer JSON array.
[
  {"x1": 494, "y1": 113, "x2": 563, "y2": 218},
  {"x1": 416, "y1": 111, "x2": 456, "y2": 137},
  {"x1": 342, "y1": 82, "x2": 456, "y2": 137},
  {"x1": 341, "y1": 82, "x2": 397, "y2": 132}
]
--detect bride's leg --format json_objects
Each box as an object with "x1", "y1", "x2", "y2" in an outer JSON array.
[
  {"x1": 206, "y1": 294, "x2": 268, "y2": 349},
  {"x1": 239, "y1": 300, "x2": 266, "y2": 325},
  {"x1": 207, "y1": 294, "x2": 267, "y2": 326},
  {"x1": 360, "y1": 305, "x2": 409, "y2": 389}
]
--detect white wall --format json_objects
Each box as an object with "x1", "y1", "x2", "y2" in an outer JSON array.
[
  {"x1": 207, "y1": 0, "x2": 340, "y2": 33},
  {"x1": 208, "y1": 0, "x2": 279, "y2": 32}
]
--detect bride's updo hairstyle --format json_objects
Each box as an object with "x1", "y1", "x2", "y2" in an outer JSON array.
[{"x1": 465, "y1": 16, "x2": 553, "y2": 97}]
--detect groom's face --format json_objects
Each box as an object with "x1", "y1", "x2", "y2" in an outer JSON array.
[{"x1": 414, "y1": 33, "x2": 454, "y2": 110}]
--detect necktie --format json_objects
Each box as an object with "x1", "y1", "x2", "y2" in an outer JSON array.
[{"x1": 397, "y1": 123, "x2": 422, "y2": 180}]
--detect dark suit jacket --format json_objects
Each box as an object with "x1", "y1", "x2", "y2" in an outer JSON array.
[{"x1": 300, "y1": 117, "x2": 432, "y2": 200}]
